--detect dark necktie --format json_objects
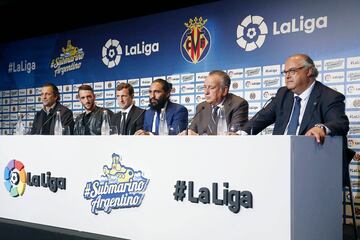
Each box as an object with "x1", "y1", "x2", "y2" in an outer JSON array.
[
  {"x1": 287, "y1": 96, "x2": 302, "y2": 135},
  {"x1": 209, "y1": 106, "x2": 219, "y2": 135},
  {"x1": 212, "y1": 106, "x2": 219, "y2": 123},
  {"x1": 155, "y1": 111, "x2": 160, "y2": 135},
  {"x1": 119, "y1": 112, "x2": 127, "y2": 135}
]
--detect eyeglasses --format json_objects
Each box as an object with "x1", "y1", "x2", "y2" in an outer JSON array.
[{"x1": 281, "y1": 66, "x2": 305, "y2": 76}]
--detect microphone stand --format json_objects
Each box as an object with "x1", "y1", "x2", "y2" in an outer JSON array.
[
  {"x1": 127, "y1": 109, "x2": 145, "y2": 135},
  {"x1": 186, "y1": 106, "x2": 205, "y2": 135},
  {"x1": 250, "y1": 97, "x2": 274, "y2": 135}
]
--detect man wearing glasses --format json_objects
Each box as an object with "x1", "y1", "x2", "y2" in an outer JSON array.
[{"x1": 241, "y1": 53, "x2": 352, "y2": 186}]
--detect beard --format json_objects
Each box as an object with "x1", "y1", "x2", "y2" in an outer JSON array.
[
  {"x1": 83, "y1": 102, "x2": 95, "y2": 111},
  {"x1": 149, "y1": 95, "x2": 168, "y2": 111}
]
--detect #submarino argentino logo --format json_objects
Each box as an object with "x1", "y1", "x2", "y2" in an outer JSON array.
[{"x1": 83, "y1": 153, "x2": 149, "y2": 214}]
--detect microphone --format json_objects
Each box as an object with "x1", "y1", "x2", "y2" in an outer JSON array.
[
  {"x1": 39, "y1": 108, "x2": 60, "y2": 135},
  {"x1": 186, "y1": 105, "x2": 205, "y2": 135},
  {"x1": 250, "y1": 97, "x2": 274, "y2": 135}
]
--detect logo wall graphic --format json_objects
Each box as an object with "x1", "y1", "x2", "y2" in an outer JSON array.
[
  {"x1": 236, "y1": 15, "x2": 327, "y2": 52},
  {"x1": 8, "y1": 60, "x2": 36, "y2": 74},
  {"x1": 3, "y1": 160, "x2": 66, "y2": 197},
  {"x1": 236, "y1": 15, "x2": 268, "y2": 52},
  {"x1": 180, "y1": 17, "x2": 211, "y2": 64},
  {"x1": 102, "y1": 39, "x2": 122, "y2": 68},
  {"x1": 4, "y1": 160, "x2": 26, "y2": 197},
  {"x1": 50, "y1": 40, "x2": 85, "y2": 77},
  {"x1": 83, "y1": 153, "x2": 150, "y2": 214}
]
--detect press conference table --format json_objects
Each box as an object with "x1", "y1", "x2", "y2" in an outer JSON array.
[{"x1": 0, "y1": 135, "x2": 342, "y2": 240}]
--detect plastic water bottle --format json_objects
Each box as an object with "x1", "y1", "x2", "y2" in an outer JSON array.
[
  {"x1": 217, "y1": 106, "x2": 227, "y2": 135},
  {"x1": 15, "y1": 113, "x2": 25, "y2": 135},
  {"x1": 54, "y1": 111, "x2": 63, "y2": 135},
  {"x1": 158, "y1": 108, "x2": 168, "y2": 135},
  {"x1": 101, "y1": 110, "x2": 110, "y2": 135}
]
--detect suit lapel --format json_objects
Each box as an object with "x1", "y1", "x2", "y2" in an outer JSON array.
[
  {"x1": 223, "y1": 94, "x2": 232, "y2": 123},
  {"x1": 125, "y1": 107, "x2": 135, "y2": 128},
  {"x1": 276, "y1": 91, "x2": 294, "y2": 134},
  {"x1": 147, "y1": 108, "x2": 156, "y2": 131},
  {"x1": 206, "y1": 102, "x2": 218, "y2": 134},
  {"x1": 298, "y1": 82, "x2": 321, "y2": 135},
  {"x1": 165, "y1": 101, "x2": 173, "y2": 124},
  {"x1": 49, "y1": 104, "x2": 61, "y2": 133}
]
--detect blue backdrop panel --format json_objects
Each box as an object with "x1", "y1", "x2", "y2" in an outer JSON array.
[{"x1": 0, "y1": 0, "x2": 359, "y2": 195}]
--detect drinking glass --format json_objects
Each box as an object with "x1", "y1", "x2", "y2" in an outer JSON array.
[
  {"x1": 169, "y1": 125, "x2": 180, "y2": 135},
  {"x1": 23, "y1": 127, "x2": 32, "y2": 135},
  {"x1": 110, "y1": 126, "x2": 119, "y2": 135},
  {"x1": 62, "y1": 126, "x2": 71, "y2": 135},
  {"x1": 228, "y1": 123, "x2": 241, "y2": 134}
]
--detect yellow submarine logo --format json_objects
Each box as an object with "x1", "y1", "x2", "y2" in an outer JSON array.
[
  {"x1": 103, "y1": 153, "x2": 135, "y2": 183},
  {"x1": 83, "y1": 153, "x2": 149, "y2": 214},
  {"x1": 50, "y1": 40, "x2": 85, "y2": 77},
  {"x1": 62, "y1": 40, "x2": 79, "y2": 57}
]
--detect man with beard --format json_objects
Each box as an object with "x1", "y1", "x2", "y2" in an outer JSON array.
[
  {"x1": 31, "y1": 83, "x2": 74, "y2": 135},
  {"x1": 135, "y1": 78, "x2": 188, "y2": 135},
  {"x1": 74, "y1": 84, "x2": 114, "y2": 135},
  {"x1": 112, "y1": 83, "x2": 145, "y2": 135}
]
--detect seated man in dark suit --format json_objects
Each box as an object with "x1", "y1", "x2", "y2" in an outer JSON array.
[
  {"x1": 186, "y1": 70, "x2": 248, "y2": 135},
  {"x1": 113, "y1": 83, "x2": 144, "y2": 135},
  {"x1": 135, "y1": 78, "x2": 188, "y2": 135},
  {"x1": 31, "y1": 83, "x2": 74, "y2": 135},
  {"x1": 241, "y1": 53, "x2": 351, "y2": 185},
  {"x1": 74, "y1": 84, "x2": 114, "y2": 135}
]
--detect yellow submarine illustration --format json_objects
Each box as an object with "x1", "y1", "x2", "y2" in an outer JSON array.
[
  {"x1": 103, "y1": 153, "x2": 134, "y2": 183},
  {"x1": 62, "y1": 40, "x2": 79, "y2": 57}
]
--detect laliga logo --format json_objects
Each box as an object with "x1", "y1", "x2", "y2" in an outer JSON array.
[
  {"x1": 102, "y1": 39, "x2": 160, "y2": 68},
  {"x1": 4, "y1": 160, "x2": 26, "y2": 197},
  {"x1": 4, "y1": 160, "x2": 66, "y2": 197},
  {"x1": 237, "y1": 15, "x2": 328, "y2": 51},
  {"x1": 102, "y1": 39, "x2": 122, "y2": 68},
  {"x1": 236, "y1": 15, "x2": 268, "y2": 52}
]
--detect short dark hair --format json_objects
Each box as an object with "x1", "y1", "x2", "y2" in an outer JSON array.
[
  {"x1": 78, "y1": 84, "x2": 94, "y2": 94},
  {"x1": 208, "y1": 70, "x2": 231, "y2": 89},
  {"x1": 116, "y1": 82, "x2": 134, "y2": 97},
  {"x1": 42, "y1": 83, "x2": 60, "y2": 102},
  {"x1": 152, "y1": 78, "x2": 172, "y2": 93}
]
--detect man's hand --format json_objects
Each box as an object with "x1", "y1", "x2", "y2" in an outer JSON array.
[
  {"x1": 179, "y1": 129, "x2": 199, "y2": 135},
  {"x1": 227, "y1": 132, "x2": 239, "y2": 135},
  {"x1": 305, "y1": 126, "x2": 326, "y2": 144},
  {"x1": 134, "y1": 129, "x2": 150, "y2": 135},
  {"x1": 353, "y1": 152, "x2": 360, "y2": 161}
]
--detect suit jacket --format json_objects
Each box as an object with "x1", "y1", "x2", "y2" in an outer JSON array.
[
  {"x1": 74, "y1": 106, "x2": 114, "y2": 135},
  {"x1": 112, "y1": 105, "x2": 145, "y2": 135},
  {"x1": 243, "y1": 81, "x2": 349, "y2": 136},
  {"x1": 31, "y1": 102, "x2": 74, "y2": 135},
  {"x1": 242, "y1": 81, "x2": 350, "y2": 185},
  {"x1": 143, "y1": 101, "x2": 188, "y2": 135},
  {"x1": 189, "y1": 93, "x2": 249, "y2": 135}
]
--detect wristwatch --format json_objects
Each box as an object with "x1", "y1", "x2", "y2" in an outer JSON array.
[{"x1": 314, "y1": 123, "x2": 326, "y2": 132}]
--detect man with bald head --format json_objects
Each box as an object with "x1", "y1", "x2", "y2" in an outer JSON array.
[{"x1": 242, "y1": 53, "x2": 351, "y2": 185}]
